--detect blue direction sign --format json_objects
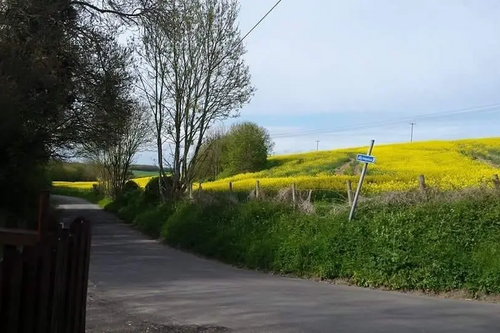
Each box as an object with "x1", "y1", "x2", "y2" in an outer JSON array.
[{"x1": 356, "y1": 154, "x2": 376, "y2": 164}]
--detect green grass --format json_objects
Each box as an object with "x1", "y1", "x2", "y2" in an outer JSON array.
[
  {"x1": 51, "y1": 186, "x2": 107, "y2": 205},
  {"x1": 130, "y1": 170, "x2": 158, "y2": 178}
]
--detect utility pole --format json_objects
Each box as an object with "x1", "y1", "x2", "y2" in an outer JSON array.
[
  {"x1": 316, "y1": 140, "x2": 320, "y2": 151},
  {"x1": 409, "y1": 122, "x2": 416, "y2": 143}
]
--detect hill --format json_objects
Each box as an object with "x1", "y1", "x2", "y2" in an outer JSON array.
[
  {"x1": 200, "y1": 137, "x2": 500, "y2": 194},
  {"x1": 52, "y1": 138, "x2": 500, "y2": 193}
]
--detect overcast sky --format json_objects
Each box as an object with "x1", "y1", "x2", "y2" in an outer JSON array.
[{"x1": 137, "y1": 0, "x2": 500, "y2": 164}]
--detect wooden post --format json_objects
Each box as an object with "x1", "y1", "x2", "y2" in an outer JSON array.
[
  {"x1": 307, "y1": 189, "x2": 312, "y2": 202},
  {"x1": 189, "y1": 183, "x2": 193, "y2": 199},
  {"x1": 255, "y1": 180, "x2": 260, "y2": 199},
  {"x1": 198, "y1": 183, "x2": 202, "y2": 192},
  {"x1": 229, "y1": 182, "x2": 233, "y2": 193},
  {"x1": 418, "y1": 175, "x2": 427, "y2": 193},
  {"x1": 38, "y1": 190, "x2": 50, "y2": 241},
  {"x1": 493, "y1": 174, "x2": 500, "y2": 191},
  {"x1": 292, "y1": 183, "x2": 296, "y2": 206},
  {"x1": 346, "y1": 180, "x2": 353, "y2": 206}
]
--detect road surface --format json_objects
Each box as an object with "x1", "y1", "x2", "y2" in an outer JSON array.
[{"x1": 55, "y1": 195, "x2": 500, "y2": 333}]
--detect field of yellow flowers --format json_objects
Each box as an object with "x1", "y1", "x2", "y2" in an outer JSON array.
[
  {"x1": 200, "y1": 138, "x2": 500, "y2": 194},
  {"x1": 52, "y1": 177, "x2": 151, "y2": 190},
  {"x1": 53, "y1": 138, "x2": 500, "y2": 194}
]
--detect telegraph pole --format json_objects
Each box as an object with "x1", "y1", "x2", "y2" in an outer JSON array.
[
  {"x1": 409, "y1": 122, "x2": 416, "y2": 143},
  {"x1": 316, "y1": 140, "x2": 320, "y2": 151}
]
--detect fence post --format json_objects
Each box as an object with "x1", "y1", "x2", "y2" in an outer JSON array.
[
  {"x1": 189, "y1": 183, "x2": 193, "y2": 199},
  {"x1": 229, "y1": 182, "x2": 233, "y2": 193},
  {"x1": 346, "y1": 180, "x2": 353, "y2": 206},
  {"x1": 493, "y1": 174, "x2": 500, "y2": 191},
  {"x1": 255, "y1": 180, "x2": 260, "y2": 199},
  {"x1": 292, "y1": 183, "x2": 296, "y2": 207},
  {"x1": 419, "y1": 175, "x2": 427, "y2": 193},
  {"x1": 198, "y1": 183, "x2": 202, "y2": 192},
  {"x1": 307, "y1": 189, "x2": 312, "y2": 202},
  {"x1": 38, "y1": 189, "x2": 50, "y2": 240}
]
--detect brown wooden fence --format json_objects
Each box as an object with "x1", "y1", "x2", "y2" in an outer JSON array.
[{"x1": 0, "y1": 191, "x2": 92, "y2": 333}]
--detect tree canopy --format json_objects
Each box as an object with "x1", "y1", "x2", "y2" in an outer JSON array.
[{"x1": 194, "y1": 122, "x2": 274, "y2": 181}]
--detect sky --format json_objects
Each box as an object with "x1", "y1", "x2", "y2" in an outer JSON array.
[{"x1": 137, "y1": 0, "x2": 500, "y2": 164}]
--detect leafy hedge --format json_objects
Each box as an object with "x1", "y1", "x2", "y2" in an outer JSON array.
[{"x1": 161, "y1": 193, "x2": 500, "y2": 294}]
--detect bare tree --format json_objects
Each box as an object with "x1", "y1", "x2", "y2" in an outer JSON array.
[
  {"x1": 86, "y1": 104, "x2": 151, "y2": 198},
  {"x1": 80, "y1": 35, "x2": 151, "y2": 198},
  {"x1": 138, "y1": 0, "x2": 254, "y2": 200},
  {"x1": 71, "y1": 0, "x2": 156, "y2": 23}
]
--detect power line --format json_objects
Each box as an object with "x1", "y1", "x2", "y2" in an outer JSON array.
[
  {"x1": 240, "y1": 0, "x2": 284, "y2": 43},
  {"x1": 271, "y1": 103, "x2": 500, "y2": 138},
  {"x1": 270, "y1": 103, "x2": 500, "y2": 139}
]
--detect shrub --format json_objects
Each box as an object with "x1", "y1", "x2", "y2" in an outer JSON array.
[
  {"x1": 143, "y1": 176, "x2": 174, "y2": 204},
  {"x1": 92, "y1": 183, "x2": 104, "y2": 196},
  {"x1": 134, "y1": 203, "x2": 175, "y2": 239},
  {"x1": 123, "y1": 179, "x2": 140, "y2": 193}
]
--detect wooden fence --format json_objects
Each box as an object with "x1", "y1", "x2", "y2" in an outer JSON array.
[{"x1": 0, "y1": 191, "x2": 92, "y2": 333}]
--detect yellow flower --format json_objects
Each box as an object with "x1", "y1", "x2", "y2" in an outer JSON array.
[{"x1": 202, "y1": 138, "x2": 500, "y2": 194}]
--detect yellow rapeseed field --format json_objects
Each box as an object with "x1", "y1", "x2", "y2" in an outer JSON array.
[
  {"x1": 201, "y1": 138, "x2": 500, "y2": 194},
  {"x1": 53, "y1": 177, "x2": 152, "y2": 190},
  {"x1": 52, "y1": 138, "x2": 500, "y2": 194}
]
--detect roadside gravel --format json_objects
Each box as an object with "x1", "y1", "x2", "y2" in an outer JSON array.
[{"x1": 86, "y1": 283, "x2": 230, "y2": 333}]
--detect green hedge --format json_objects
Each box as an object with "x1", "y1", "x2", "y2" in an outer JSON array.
[{"x1": 161, "y1": 193, "x2": 500, "y2": 294}]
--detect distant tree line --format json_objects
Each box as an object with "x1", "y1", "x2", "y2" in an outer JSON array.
[{"x1": 47, "y1": 162, "x2": 165, "y2": 182}]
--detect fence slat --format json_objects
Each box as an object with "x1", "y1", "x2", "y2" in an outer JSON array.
[
  {"x1": 36, "y1": 243, "x2": 53, "y2": 333},
  {"x1": 5, "y1": 246, "x2": 23, "y2": 333},
  {"x1": 65, "y1": 219, "x2": 81, "y2": 333},
  {"x1": 51, "y1": 227, "x2": 70, "y2": 332},
  {"x1": 72, "y1": 220, "x2": 87, "y2": 332},
  {"x1": 20, "y1": 246, "x2": 40, "y2": 333},
  {"x1": 0, "y1": 253, "x2": 3, "y2": 326},
  {"x1": 78, "y1": 220, "x2": 92, "y2": 332}
]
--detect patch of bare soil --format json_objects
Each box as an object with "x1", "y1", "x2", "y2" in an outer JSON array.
[
  {"x1": 335, "y1": 161, "x2": 352, "y2": 175},
  {"x1": 477, "y1": 157, "x2": 499, "y2": 169},
  {"x1": 86, "y1": 285, "x2": 230, "y2": 333},
  {"x1": 353, "y1": 163, "x2": 361, "y2": 175}
]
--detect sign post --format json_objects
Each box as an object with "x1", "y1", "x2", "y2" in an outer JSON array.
[{"x1": 348, "y1": 140, "x2": 375, "y2": 221}]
